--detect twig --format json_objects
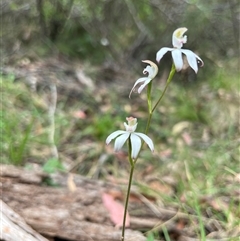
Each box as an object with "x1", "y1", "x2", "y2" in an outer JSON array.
[{"x1": 48, "y1": 82, "x2": 58, "y2": 159}]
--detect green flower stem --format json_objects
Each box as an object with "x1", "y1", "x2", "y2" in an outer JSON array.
[
  {"x1": 122, "y1": 64, "x2": 176, "y2": 241},
  {"x1": 145, "y1": 111, "x2": 153, "y2": 135},
  {"x1": 145, "y1": 81, "x2": 153, "y2": 134},
  {"x1": 152, "y1": 64, "x2": 176, "y2": 113},
  {"x1": 121, "y1": 140, "x2": 135, "y2": 241},
  {"x1": 147, "y1": 81, "x2": 152, "y2": 113},
  {"x1": 145, "y1": 64, "x2": 175, "y2": 135}
]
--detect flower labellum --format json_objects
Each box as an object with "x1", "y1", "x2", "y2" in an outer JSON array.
[
  {"x1": 156, "y1": 27, "x2": 204, "y2": 73},
  {"x1": 106, "y1": 117, "x2": 154, "y2": 159},
  {"x1": 129, "y1": 60, "x2": 158, "y2": 98},
  {"x1": 172, "y1": 27, "x2": 188, "y2": 49}
]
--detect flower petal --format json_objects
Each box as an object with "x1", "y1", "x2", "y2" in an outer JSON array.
[
  {"x1": 195, "y1": 54, "x2": 204, "y2": 68},
  {"x1": 143, "y1": 65, "x2": 154, "y2": 77},
  {"x1": 129, "y1": 77, "x2": 148, "y2": 98},
  {"x1": 114, "y1": 133, "x2": 130, "y2": 151},
  {"x1": 124, "y1": 122, "x2": 138, "y2": 132},
  {"x1": 138, "y1": 77, "x2": 152, "y2": 94},
  {"x1": 106, "y1": 130, "x2": 127, "y2": 145},
  {"x1": 171, "y1": 49, "x2": 183, "y2": 72},
  {"x1": 181, "y1": 49, "x2": 199, "y2": 73},
  {"x1": 135, "y1": 132, "x2": 154, "y2": 151},
  {"x1": 156, "y1": 47, "x2": 173, "y2": 63},
  {"x1": 130, "y1": 134, "x2": 142, "y2": 159}
]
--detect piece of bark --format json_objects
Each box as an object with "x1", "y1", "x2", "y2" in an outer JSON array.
[
  {"x1": 0, "y1": 165, "x2": 147, "y2": 241},
  {"x1": 1, "y1": 200, "x2": 48, "y2": 241}
]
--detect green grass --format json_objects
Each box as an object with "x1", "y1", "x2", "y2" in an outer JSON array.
[{"x1": 1, "y1": 75, "x2": 35, "y2": 164}]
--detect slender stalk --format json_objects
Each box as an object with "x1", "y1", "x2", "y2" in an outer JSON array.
[
  {"x1": 152, "y1": 64, "x2": 176, "y2": 113},
  {"x1": 145, "y1": 82, "x2": 153, "y2": 134},
  {"x1": 151, "y1": 80, "x2": 171, "y2": 113},
  {"x1": 145, "y1": 111, "x2": 152, "y2": 135},
  {"x1": 48, "y1": 83, "x2": 58, "y2": 159},
  {"x1": 147, "y1": 81, "x2": 152, "y2": 112},
  {"x1": 121, "y1": 141, "x2": 135, "y2": 241},
  {"x1": 145, "y1": 64, "x2": 175, "y2": 135}
]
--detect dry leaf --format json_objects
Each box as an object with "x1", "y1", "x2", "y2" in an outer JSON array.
[
  {"x1": 172, "y1": 121, "x2": 191, "y2": 135},
  {"x1": 159, "y1": 148, "x2": 172, "y2": 158},
  {"x1": 72, "y1": 110, "x2": 87, "y2": 119},
  {"x1": 148, "y1": 179, "x2": 174, "y2": 196},
  {"x1": 181, "y1": 132, "x2": 192, "y2": 146},
  {"x1": 102, "y1": 192, "x2": 130, "y2": 228}
]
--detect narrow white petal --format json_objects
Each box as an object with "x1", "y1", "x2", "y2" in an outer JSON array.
[
  {"x1": 172, "y1": 49, "x2": 183, "y2": 72},
  {"x1": 129, "y1": 77, "x2": 148, "y2": 98},
  {"x1": 138, "y1": 77, "x2": 152, "y2": 93},
  {"x1": 156, "y1": 47, "x2": 173, "y2": 62},
  {"x1": 114, "y1": 133, "x2": 130, "y2": 151},
  {"x1": 135, "y1": 132, "x2": 154, "y2": 151},
  {"x1": 181, "y1": 49, "x2": 198, "y2": 73},
  {"x1": 195, "y1": 54, "x2": 204, "y2": 67},
  {"x1": 106, "y1": 130, "x2": 127, "y2": 145},
  {"x1": 130, "y1": 134, "x2": 142, "y2": 159}
]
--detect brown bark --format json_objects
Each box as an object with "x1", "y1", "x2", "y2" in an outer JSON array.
[
  {"x1": 0, "y1": 165, "x2": 148, "y2": 241},
  {"x1": 1, "y1": 200, "x2": 48, "y2": 241}
]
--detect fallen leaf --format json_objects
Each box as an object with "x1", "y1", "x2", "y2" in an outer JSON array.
[
  {"x1": 172, "y1": 121, "x2": 191, "y2": 135},
  {"x1": 101, "y1": 192, "x2": 130, "y2": 228},
  {"x1": 181, "y1": 132, "x2": 192, "y2": 146},
  {"x1": 72, "y1": 110, "x2": 87, "y2": 119},
  {"x1": 159, "y1": 148, "x2": 172, "y2": 158},
  {"x1": 148, "y1": 179, "x2": 174, "y2": 196}
]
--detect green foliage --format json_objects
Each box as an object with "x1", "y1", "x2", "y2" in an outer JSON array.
[
  {"x1": 9, "y1": 2, "x2": 18, "y2": 11},
  {"x1": 83, "y1": 114, "x2": 120, "y2": 141},
  {"x1": 174, "y1": 91, "x2": 208, "y2": 123},
  {"x1": 1, "y1": 73, "x2": 67, "y2": 165},
  {"x1": 146, "y1": 232, "x2": 155, "y2": 241},
  {"x1": 8, "y1": 118, "x2": 34, "y2": 165},
  {"x1": 42, "y1": 158, "x2": 65, "y2": 173},
  {"x1": 208, "y1": 66, "x2": 239, "y2": 91},
  {"x1": 56, "y1": 25, "x2": 106, "y2": 62},
  {"x1": 2, "y1": 0, "x2": 238, "y2": 71},
  {"x1": 162, "y1": 226, "x2": 171, "y2": 241},
  {"x1": 1, "y1": 75, "x2": 35, "y2": 165}
]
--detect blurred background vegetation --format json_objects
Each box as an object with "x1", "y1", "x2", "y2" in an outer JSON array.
[{"x1": 1, "y1": 0, "x2": 239, "y2": 70}]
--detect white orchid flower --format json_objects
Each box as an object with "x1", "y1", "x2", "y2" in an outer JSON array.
[
  {"x1": 129, "y1": 60, "x2": 158, "y2": 98},
  {"x1": 106, "y1": 117, "x2": 154, "y2": 159},
  {"x1": 156, "y1": 27, "x2": 204, "y2": 73}
]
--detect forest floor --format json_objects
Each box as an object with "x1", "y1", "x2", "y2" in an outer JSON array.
[{"x1": 1, "y1": 54, "x2": 240, "y2": 241}]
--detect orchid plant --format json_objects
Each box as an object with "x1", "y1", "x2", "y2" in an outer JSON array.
[{"x1": 106, "y1": 27, "x2": 204, "y2": 241}]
